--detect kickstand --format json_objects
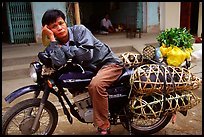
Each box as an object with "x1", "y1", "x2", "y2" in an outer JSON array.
[{"x1": 124, "y1": 108, "x2": 133, "y2": 135}]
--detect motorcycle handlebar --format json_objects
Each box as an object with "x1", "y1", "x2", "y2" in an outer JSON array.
[
  {"x1": 38, "y1": 52, "x2": 97, "y2": 73},
  {"x1": 60, "y1": 61, "x2": 97, "y2": 73}
]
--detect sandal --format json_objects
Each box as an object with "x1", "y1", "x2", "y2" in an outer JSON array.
[{"x1": 97, "y1": 127, "x2": 111, "y2": 135}]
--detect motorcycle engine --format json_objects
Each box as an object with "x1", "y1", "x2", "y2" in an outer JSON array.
[{"x1": 73, "y1": 91, "x2": 93, "y2": 122}]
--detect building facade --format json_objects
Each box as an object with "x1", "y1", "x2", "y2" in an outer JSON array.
[{"x1": 2, "y1": 2, "x2": 202, "y2": 44}]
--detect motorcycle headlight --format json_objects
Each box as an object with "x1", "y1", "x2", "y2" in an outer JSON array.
[{"x1": 29, "y1": 62, "x2": 42, "y2": 83}]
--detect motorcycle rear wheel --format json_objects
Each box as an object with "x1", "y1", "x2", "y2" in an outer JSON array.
[
  {"x1": 120, "y1": 108, "x2": 172, "y2": 135},
  {"x1": 2, "y1": 98, "x2": 58, "y2": 135}
]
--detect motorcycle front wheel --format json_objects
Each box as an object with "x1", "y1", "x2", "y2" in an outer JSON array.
[{"x1": 2, "y1": 98, "x2": 58, "y2": 135}]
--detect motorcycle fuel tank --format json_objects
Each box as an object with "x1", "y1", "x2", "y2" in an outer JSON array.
[{"x1": 58, "y1": 71, "x2": 94, "y2": 89}]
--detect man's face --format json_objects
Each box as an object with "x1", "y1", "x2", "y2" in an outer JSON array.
[
  {"x1": 47, "y1": 17, "x2": 68, "y2": 40},
  {"x1": 105, "y1": 14, "x2": 109, "y2": 19}
]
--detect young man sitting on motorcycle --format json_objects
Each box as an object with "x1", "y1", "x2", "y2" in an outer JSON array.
[{"x1": 41, "y1": 9, "x2": 124, "y2": 135}]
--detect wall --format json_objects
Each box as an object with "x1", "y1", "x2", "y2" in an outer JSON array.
[
  {"x1": 31, "y1": 2, "x2": 67, "y2": 43},
  {"x1": 146, "y1": 2, "x2": 160, "y2": 33},
  {"x1": 160, "y1": 2, "x2": 202, "y2": 36},
  {"x1": 163, "y1": 2, "x2": 180, "y2": 29},
  {"x1": 159, "y1": 2, "x2": 165, "y2": 31}
]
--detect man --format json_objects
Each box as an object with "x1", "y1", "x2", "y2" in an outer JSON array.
[
  {"x1": 100, "y1": 13, "x2": 115, "y2": 33},
  {"x1": 41, "y1": 9, "x2": 123, "y2": 135}
]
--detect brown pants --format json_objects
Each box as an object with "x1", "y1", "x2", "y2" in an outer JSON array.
[{"x1": 88, "y1": 64, "x2": 123, "y2": 130}]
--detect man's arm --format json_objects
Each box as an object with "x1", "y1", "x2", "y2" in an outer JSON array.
[
  {"x1": 66, "y1": 25, "x2": 95, "y2": 62},
  {"x1": 44, "y1": 41, "x2": 67, "y2": 68}
]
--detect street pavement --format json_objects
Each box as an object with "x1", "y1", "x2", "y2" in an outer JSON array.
[{"x1": 2, "y1": 32, "x2": 202, "y2": 135}]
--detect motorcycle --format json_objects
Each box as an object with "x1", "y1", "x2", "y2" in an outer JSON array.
[{"x1": 2, "y1": 47, "x2": 201, "y2": 135}]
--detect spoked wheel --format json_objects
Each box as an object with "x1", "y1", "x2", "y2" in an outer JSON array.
[
  {"x1": 2, "y1": 98, "x2": 58, "y2": 135},
  {"x1": 120, "y1": 107, "x2": 172, "y2": 135}
]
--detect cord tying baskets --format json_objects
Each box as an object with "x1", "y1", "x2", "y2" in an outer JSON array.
[{"x1": 130, "y1": 64, "x2": 202, "y2": 95}]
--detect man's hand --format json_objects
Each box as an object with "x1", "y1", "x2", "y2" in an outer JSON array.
[{"x1": 42, "y1": 25, "x2": 56, "y2": 42}]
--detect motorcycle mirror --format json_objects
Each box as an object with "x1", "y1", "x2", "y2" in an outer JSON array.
[{"x1": 38, "y1": 52, "x2": 52, "y2": 67}]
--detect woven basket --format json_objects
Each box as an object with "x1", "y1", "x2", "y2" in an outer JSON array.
[
  {"x1": 119, "y1": 52, "x2": 143, "y2": 67},
  {"x1": 142, "y1": 45, "x2": 156, "y2": 60},
  {"x1": 129, "y1": 90, "x2": 201, "y2": 119},
  {"x1": 130, "y1": 64, "x2": 201, "y2": 95}
]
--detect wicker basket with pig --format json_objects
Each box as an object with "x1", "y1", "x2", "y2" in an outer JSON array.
[
  {"x1": 128, "y1": 63, "x2": 201, "y2": 118},
  {"x1": 130, "y1": 64, "x2": 201, "y2": 95}
]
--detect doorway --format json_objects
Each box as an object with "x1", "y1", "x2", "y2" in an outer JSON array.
[
  {"x1": 180, "y1": 2, "x2": 199, "y2": 35},
  {"x1": 79, "y1": 2, "x2": 143, "y2": 33},
  {"x1": 190, "y1": 2, "x2": 199, "y2": 35},
  {"x1": 3, "y1": 2, "x2": 35, "y2": 44}
]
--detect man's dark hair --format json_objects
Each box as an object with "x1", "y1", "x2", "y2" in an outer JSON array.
[
  {"x1": 41, "y1": 9, "x2": 65, "y2": 26},
  {"x1": 104, "y1": 12, "x2": 109, "y2": 17}
]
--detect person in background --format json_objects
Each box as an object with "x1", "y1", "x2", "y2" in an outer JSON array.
[
  {"x1": 100, "y1": 13, "x2": 115, "y2": 33},
  {"x1": 41, "y1": 9, "x2": 123, "y2": 135}
]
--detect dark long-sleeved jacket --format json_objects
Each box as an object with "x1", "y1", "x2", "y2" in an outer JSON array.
[{"x1": 44, "y1": 24, "x2": 123, "y2": 69}]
